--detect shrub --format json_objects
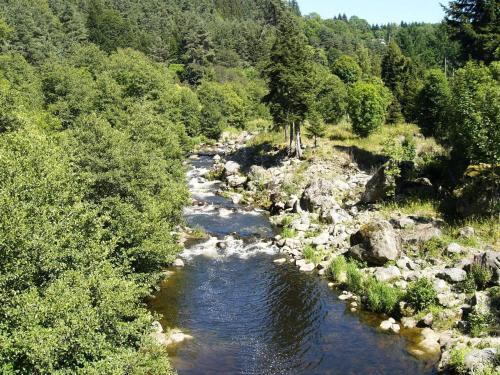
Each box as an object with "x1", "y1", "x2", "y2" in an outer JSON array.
[
  {"x1": 348, "y1": 81, "x2": 392, "y2": 137},
  {"x1": 405, "y1": 278, "x2": 437, "y2": 312},
  {"x1": 470, "y1": 263, "x2": 493, "y2": 290},
  {"x1": 448, "y1": 62, "x2": 500, "y2": 164},
  {"x1": 468, "y1": 310, "x2": 492, "y2": 337},
  {"x1": 365, "y1": 277, "x2": 402, "y2": 315}
]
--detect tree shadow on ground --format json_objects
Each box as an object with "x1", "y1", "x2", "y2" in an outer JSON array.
[
  {"x1": 334, "y1": 145, "x2": 387, "y2": 173},
  {"x1": 229, "y1": 141, "x2": 288, "y2": 173}
]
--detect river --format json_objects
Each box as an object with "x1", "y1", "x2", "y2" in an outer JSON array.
[{"x1": 149, "y1": 155, "x2": 438, "y2": 375}]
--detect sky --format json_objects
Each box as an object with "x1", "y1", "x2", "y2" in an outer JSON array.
[{"x1": 296, "y1": 0, "x2": 446, "y2": 25}]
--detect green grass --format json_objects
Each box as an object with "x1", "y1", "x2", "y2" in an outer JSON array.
[
  {"x1": 329, "y1": 256, "x2": 347, "y2": 282},
  {"x1": 303, "y1": 245, "x2": 325, "y2": 265},
  {"x1": 364, "y1": 277, "x2": 402, "y2": 315},
  {"x1": 281, "y1": 227, "x2": 297, "y2": 238},
  {"x1": 379, "y1": 198, "x2": 440, "y2": 220}
]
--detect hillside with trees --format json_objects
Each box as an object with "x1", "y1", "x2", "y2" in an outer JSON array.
[{"x1": 0, "y1": 0, "x2": 498, "y2": 374}]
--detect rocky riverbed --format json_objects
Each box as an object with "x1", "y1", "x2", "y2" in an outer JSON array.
[{"x1": 199, "y1": 131, "x2": 499, "y2": 374}]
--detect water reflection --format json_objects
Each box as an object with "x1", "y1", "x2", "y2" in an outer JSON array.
[{"x1": 149, "y1": 156, "x2": 438, "y2": 375}]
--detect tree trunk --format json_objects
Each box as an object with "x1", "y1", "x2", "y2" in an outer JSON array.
[
  {"x1": 295, "y1": 122, "x2": 302, "y2": 159},
  {"x1": 284, "y1": 124, "x2": 288, "y2": 146},
  {"x1": 289, "y1": 121, "x2": 295, "y2": 156}
]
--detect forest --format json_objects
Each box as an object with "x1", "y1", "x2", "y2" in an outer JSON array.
[{"x1": 0, "y1": 0, "x2": 498, "y2": 373}]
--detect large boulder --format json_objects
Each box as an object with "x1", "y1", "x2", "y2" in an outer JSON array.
[
  {"x1": 360, "y1": 164, "x2": 394, "y2": 204},
  {"x1": 437, "y1": 268, "x2": 467, "y2": 283},
  {"x1": 474, "y1": 251, "x2": 500, "y2": 286},
  {"x1": 464, "y1": 348, "x2": 498, "y2": 374},
  {"x1": 454, "y1": 164, "x2": 500, "y2": 218},
  {"x1": 301, "y1": 179, "x2": 339, "y2": 214},
  {"x1": 348, "y1": 219, "x2": 401, "y2": 266},
  {"x1": 224, "y1": 161, "x2": 241, "y2": 176}
]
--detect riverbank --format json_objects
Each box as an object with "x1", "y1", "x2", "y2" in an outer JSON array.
[{"x1": 203, "y1": 129, "x2": 499, "y2": 375}]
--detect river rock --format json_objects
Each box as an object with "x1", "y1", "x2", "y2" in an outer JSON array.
[
  {"x1": 418, "y1": 313, "x2": 434, "y2": 328},
  {"x1": 224, "y1": 161, "x2": 240, "y2": 176},
  {"x1": 301, "y1": 179, "x2": 339, "y2": 214},
  {"x1": 417, "y1": 328, "x2": 441, "y2": 353},
  {"x1": 291, "y1": 215, "x2": 310, "y2": 232},
  {"x1": 273, "y1": 258, "x2": 287, "y2": 264},
  {"x1": 311, "y1": 231, "x2": 330, "y2": 246},
  {"x1": 227, "y1": 174, "x2": 247, "y2": 188},
  {"x1": 402, "y1": 223, "x2": 442, "y2": 244},
  {"x1": 151, "y1": 321, "x2": 167, "y2": 345},
  {"x1": 174, "y1": 258, "x2": 185, "y2": 267},
  {"x1": 374, "y1": 266, "x2": 401, "y2": 282},
  {"x1": 475, "y1": 251, "x2": 500, "y2": 285},
  {"x1": 459, "y1": 226, "x2": 475, "y2": 238},
  {"x1": 401, "y1": 317, "x2": 417, "y2": 329},
  {"x1": 349, "y1": 219, "x2": 401, "y2": 266},
  {"x1": 392, "y1": 216, "x2": 416, "y2": 229},
  {"x1": 437, "y1": 268, "x2": 467, "y2": 283},
  {"x1": 380, "y1": 318, "x2": 396, "y2": 331},
  {"x1": 299, "y1": 262, "x2": 315, "y2": 272},
  {"x1": 446, "y1": 242, "x2": 463, "y2": 255},
  {"x1": 464, "y1": 348, "x2": 498, "y2": 373},
  {"x1": 471, "y1": 291, "x2": 491, "y2": 315}
]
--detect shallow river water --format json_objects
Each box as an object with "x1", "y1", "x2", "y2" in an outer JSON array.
[{"x1": 149, "y1": 156, "x2": 438, "y2": 375}]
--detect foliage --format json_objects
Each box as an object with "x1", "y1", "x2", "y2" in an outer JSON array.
[
  {"x1": 470, "y1": 263, "x2": 493, "y2": 290},
  {"x1": 329, "y1": 256, "x2": 347, "y2": 282},
  {"x1": 415, "y1": 69, "x2": 451, "y2": 137},
  {"x1": 405, "y1": 278, "x2": 437, "y2": 312},
  {"x1": 447, "y1": 62, "x2": 500, "y2": 164},
  {"x1": 468, "y1": 310, "x2": 493, "y2": 337},
  {"x1": 305, "y1": 112, "x2": 326, "y2": 148},
  {"x1": 347, "y1": 81, "x2": 392, "y2": 137},
  {"x1": 364, "y1": 277, "x2": 402, "y2": 315},
  {"x1": 263, "y1": 3, "x2": 315, "y2": 157},
  {"x1": 444, "y1": 0, "x2": 499, "y2": 62},
  {"x1": 331, "y1": 55, "x2": 362, "y2": 85}
]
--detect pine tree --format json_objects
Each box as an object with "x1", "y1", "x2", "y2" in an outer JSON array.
[
  {"x1": 306, "y1": 111, "x2": 326, "y2": 149},
  {"x1": 444, "y1": 0, "x2": 499, "y2": 62},
  {"x1": 263, "y1": 2, "x2": 314, "y2": 158},
  {"x1": 381, "y1": 41, "x2": 414, "y2": 122}
]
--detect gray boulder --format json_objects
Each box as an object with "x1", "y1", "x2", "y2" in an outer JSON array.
[
  {"x1": 360, "y1": 164, "x2": 394, "y2": 203},
  {"x1": 224, "y1": 161, "x2": 240, "y2": 176},
  {"x1": 475, "y1": 251, "x2": 500, "y2": 285},
  {"x1": 301, "y1": 179, "x2": 339, "y2": 214},
  {"x1": 349, "y1": 219, "x2": 401, "y2": 266},
  {"x1": 464, "y1": 348, "x2": 498, "y2": 373},
  {"x1": 437, "y1": 268, "x2": 467, "y2": 283}
]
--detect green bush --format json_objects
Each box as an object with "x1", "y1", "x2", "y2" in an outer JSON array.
[
  {"x1": 470, "y1": 263, "x2": 493, "y2": 290},
  {"x1": 405, "y1": 278, "x2": 437, "y2": 312},
  {"x1": 365, "y1": 277, "x2": 402, "y2": 315},
  {"x1": 468, "y1": 310, "x2": 492, "y2": 337},
  {"x1": 448, "y1": 62, "x2": 500, "y2": 164},
  {"x1": 347, "y1": 81, "x2": 392, "y2": 137},
  {"x1": 332, "y1": 55, "x2": 362, "y2": 85}
]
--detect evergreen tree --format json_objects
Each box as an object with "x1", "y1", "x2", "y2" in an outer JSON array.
[
  {"x1": 306, "y1": 111, "x2": 326, "y2": 148},
  {"x1": 381, "y1": 41, "x2": 416, "y2": 122},
  {"x1": 444, "y1": 0, "x2": 499, "y2": 62},
  {"x1": 263, "y1": 3, "x2": 314, "y2": 158}
]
